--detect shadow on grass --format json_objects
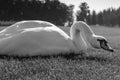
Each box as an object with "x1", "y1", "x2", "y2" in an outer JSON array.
[{"x1": 0, "y1": 51, "x2": 114, "y2": 64}]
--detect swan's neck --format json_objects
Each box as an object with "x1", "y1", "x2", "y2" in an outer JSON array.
[{"x1": 70, "y1": 21, "x2": 94, "y2": 50}]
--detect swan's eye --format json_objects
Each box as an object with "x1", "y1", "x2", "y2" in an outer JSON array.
[
  {"x1": 75, "y1": 29, "x2": 80, "y2": 35},
  {"x1": 76, "y1": 29, "x2": 80, "y2": 33}
]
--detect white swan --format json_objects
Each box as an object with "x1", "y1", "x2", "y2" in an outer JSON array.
[{"x1": 0, "y1": 20, "x2": 114, "y2": 56}]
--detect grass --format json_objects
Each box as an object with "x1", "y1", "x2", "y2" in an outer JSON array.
[{"x1": 0, "y1": 25, "x2": 120, "y2": 80}]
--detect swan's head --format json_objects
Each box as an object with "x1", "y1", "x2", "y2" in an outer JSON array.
[{"x1": 90, "y1": 35, "x2": 114, "y2": 52}]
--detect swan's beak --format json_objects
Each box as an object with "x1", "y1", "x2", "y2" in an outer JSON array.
[{"x1": 100, "y1": 41, "x2": 114, "y2": 52}]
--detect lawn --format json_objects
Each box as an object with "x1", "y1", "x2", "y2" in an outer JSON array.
[{"x1": 0, "y1": 25, "x2": 120, "y2": 80}]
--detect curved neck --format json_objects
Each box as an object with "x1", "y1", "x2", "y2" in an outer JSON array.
[{"x1": 70, "y1": 21, "x2": 94, "y2": 50}]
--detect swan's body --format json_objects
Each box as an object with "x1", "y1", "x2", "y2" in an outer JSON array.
[{"x1": 0, "y1": 20, "x2": 113, "y2": 56}]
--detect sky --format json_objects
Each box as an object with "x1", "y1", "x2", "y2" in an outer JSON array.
[{"x1": 60, "y1": 0, "x2": 120, "y2": 13}]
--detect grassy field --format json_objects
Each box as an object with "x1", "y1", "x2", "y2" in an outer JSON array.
[{"x1": 0, "y1": 25, "x2": 120, "y2": 80}]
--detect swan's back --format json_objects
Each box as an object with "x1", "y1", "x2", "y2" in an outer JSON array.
[
  {"x1": 14, "y1": 20, "x2": 55, "y2": 28},
  {"x1": 0, "y1": 20, "x2": 55, "y2": 34},
  {"x1": 0, "y1": 20, "x2": 56, "y2": 39}
]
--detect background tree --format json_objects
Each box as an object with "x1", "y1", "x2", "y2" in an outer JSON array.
[
  {"x1": 91, "y1": 10, "x2": 97, "y2": 25},
  {"x1": 117, "y1": 7, "x2": 120, "y2": 26},
  {"x1": 76, "y1": 2, "x2": 90, "y2": 22},
  {"x1": 96, "y1": 12, "x2": 103, "y2": 25},
  {"x1": 64, "y1": 4, "x2": 75, "y2": 27}
]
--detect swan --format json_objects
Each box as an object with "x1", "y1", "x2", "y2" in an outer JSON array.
[{"x1": 0, "y1": 20, "x2": 114, "y2": 56}]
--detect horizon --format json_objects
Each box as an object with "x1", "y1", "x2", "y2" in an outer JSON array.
[{"x1": 60, "y1": 0, "x2": 120, "y2": 13}]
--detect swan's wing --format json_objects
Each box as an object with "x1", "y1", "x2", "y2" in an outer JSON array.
[{"x1": 0, "y1": 20, "x2": 56, "y2": 39}]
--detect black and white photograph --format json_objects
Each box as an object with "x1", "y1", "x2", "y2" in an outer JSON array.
[{"x1": 0, "y1": 0, "x2": 120, "y2": 80}]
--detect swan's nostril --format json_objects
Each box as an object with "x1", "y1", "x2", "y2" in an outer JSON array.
[{"x1": 110, "y1": 49, "x2": 114, "y2": 52}]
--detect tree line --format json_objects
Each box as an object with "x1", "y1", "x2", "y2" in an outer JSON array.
[
  {"x1": 76, "y1": 2, "x2": 120, "y2": 27},
  {"x1": 87, "y1": 8, "x2": 120, "y2": 27},
  {"x1": 0, "y1": 0, "x2": 74, "y2": 26},
  {"x1": 0, "y1": 0, "x2": 120, "y2": 27}
]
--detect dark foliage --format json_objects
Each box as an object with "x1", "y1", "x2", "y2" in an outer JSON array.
[{"x1": 0, "y1": 0, "x2": 74, "y2": 26}]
